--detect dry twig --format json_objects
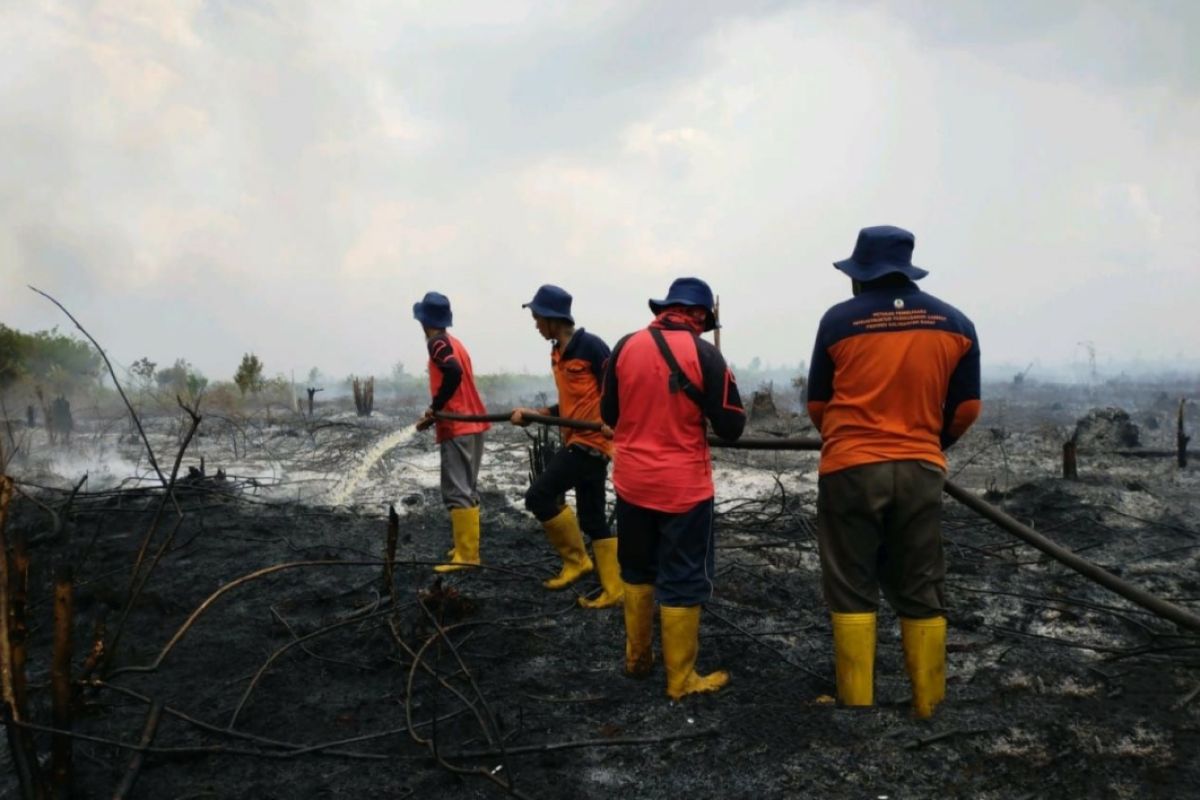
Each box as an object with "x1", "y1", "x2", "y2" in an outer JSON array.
[
  {"x1": 111, "y1": 701, "x2": 163, "y2": 800},
  {"x1": 28, "y1": 286, "x2": 167, "y2": 487}
]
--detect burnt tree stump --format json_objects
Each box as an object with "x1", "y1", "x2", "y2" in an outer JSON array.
[{"x1": 352, "y1": 378, "x2": 374, "y2": 418}]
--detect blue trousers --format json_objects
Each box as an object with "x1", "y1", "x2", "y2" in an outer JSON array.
[
  {"x1": 524, "y1": 445, "x2": 613, "y2": 540},
  {"x1": 616, "y1": 496, "x2": 715, "y2": 607}
]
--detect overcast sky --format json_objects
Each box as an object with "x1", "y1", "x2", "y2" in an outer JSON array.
[{"x1": 2, "y1": 0, "x2": 1198, "y2": 385}]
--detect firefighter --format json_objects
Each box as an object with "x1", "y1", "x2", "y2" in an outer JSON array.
[
  {"x1": 413, "y1": 291, "x2": 490, "y2": 573},
  {"x1": 510, "y1": 284, "x2": 622, "y2": 609},
  {"x1": 806, "y1": 226, "x2": 981, "y2": 717},
  {"x1": 601, "y1": 277, "x2": 746, "y2": 700}
]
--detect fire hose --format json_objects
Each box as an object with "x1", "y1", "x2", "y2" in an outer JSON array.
[
  {"x1": 432, "y1": 410, "x2": 1200, "y2": 633},
  {"x1": 432, "y1": 410, "x2": 823, "y2": 450}
]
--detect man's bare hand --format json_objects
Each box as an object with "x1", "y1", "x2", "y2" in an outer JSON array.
[
  {"x1": 510, "y1": 407, "x2": 538, "y2": 427},
  {"x1": 416, "y1": 408, "x2": 436, "y2": 432},
  {"x1": 600, "y1": 423, "x2": 614, "y2": 440}
]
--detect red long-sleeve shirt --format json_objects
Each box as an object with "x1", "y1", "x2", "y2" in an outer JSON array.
[{"x1": 601, "y1": 312, "x2": 745, "y2": 512}]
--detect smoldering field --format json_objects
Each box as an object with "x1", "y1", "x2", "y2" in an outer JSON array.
[{"x1": 2, "y1": 379, "x2": 1198, "y2": 799}]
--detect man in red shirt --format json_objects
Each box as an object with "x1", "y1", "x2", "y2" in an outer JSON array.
[
  {"x1": 601, "y1": 277, "x2": 745, "y2": 700},
  {"x1": 414, "y1": 292, "x2": 491, "y2": 573},
  {"x1": 807, "y1": 226, "x2": 981, "y2": 717},
  {"x1": 511, "y1": 285, "x2": 622, "y2": 609}
]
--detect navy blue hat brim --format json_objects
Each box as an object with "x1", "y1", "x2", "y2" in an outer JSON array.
[
  {"x1": 648, "y1": 299, "x2": 719, "y2": 332},
  {"x1": 833, "y1": 258, "x2": 929, "y2": 282},
  {"x1": 521, "y1": 301, "x2": 573, "y2": 324}
]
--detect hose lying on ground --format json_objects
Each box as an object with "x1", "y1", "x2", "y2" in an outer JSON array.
[{"x1": 433, "y1": 409, "x2": 1200, "y2": 634}]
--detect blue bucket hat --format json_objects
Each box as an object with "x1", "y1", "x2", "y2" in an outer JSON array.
[
  {"x1": 649, "y1": 277, "x2": 719, "y2": 332},
  {"x1": 833, "y1": 225, "x2": 929, "y2": 282},
  {"x1": 522, "y1": 284, "x2": 574, "y2": 323},
  {"x1": 412, "y1": 291, "x2": 453, "y2": 329}
]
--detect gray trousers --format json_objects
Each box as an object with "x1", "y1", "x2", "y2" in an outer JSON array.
[
  {"x1": 816, "y1": 460, "x2": 946, "y2": 618},
  {"x1": 440, "y1": 433, "x2": 484, "y2": 509}
]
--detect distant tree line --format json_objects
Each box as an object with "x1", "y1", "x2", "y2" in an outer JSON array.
[
  {"x1": 0, "y1": 323, "x2": 101, "y2": 393},
  {"x1": 123, "y1": 356, "x2": 210, "y2": 398}
]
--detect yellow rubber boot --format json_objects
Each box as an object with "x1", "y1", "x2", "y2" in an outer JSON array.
[
  {"x1": 900, "y1": 616, "x2": 946, "y2": 719},
  {"x1": 623, "y1": 583, "x2": 655, "y2": 677},
  {"x1": 578, "y1": 537, "x2": 624, "y2": 609},
  {"x1": 660, "y1": 605, "x2": 729, "y2": 700},
  {"x1": 541, "y1": 506, "x2": 594, "y2": 589},
  {"x1": 434, "y1": 506, "x2": 480, "y2": 573},
  {"x1": 831, "y1": 611, "x2": 876, "y2": 707}
]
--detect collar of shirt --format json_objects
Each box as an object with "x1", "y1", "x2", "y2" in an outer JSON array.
[
  {"x1": 650, "y1": 310, "x2": 704, "y2": 334},
  {"x1": 858, "y1": 281, "x2": 921, "y2": 297},
  {"x1": 552, "y1": 327, "x2": 585, "y2": 359}
]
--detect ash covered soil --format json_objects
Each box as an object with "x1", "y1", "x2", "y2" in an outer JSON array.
[{"x1": 3, "y1": 382, "x2": 1199, "y2": 799}]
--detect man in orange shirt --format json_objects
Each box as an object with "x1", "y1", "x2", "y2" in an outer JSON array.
[
  {"x1": 511, "y1": 284, "x2": 623, "y2": 609},
  {"x1": 806, "y1": 226, "x2": 981, "y2": 718},
  {"x1": 414, "y1": 292, "x2": 490, "y2": 573}
]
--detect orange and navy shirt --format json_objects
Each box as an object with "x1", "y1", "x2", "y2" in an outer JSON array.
[
  {"x1": 602, "y1": 312, "x2": 746, "y2": 513},
  {"x1": 427, "y1": 333, "x2": 490, "y2": 444},
  {"x1": 546, "y1": 328, "x2": 613, "y2": 458},
  {"x1": 806, "y1": 282, "x2": 981, "y2": 475}
]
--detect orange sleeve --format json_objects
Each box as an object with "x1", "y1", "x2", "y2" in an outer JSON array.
[
  {"x1": 946, "y1": 398, "x2": 981, "y2": 440},
  {"x1": 807, "y1": 400, "x2": 827, "y2": 431}
]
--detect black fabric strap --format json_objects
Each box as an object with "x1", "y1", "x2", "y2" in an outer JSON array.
[{"x1": 648, "y1": 327, "x2": 705, "y2": 407}]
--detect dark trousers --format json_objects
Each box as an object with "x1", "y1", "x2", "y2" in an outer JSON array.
[
  {"x1": 616, "y1": 496, "x2": 715, "y2": 607},
  {"x1": 817, "y1": 460, "x2": 946, "y2": 619},
  {"x1": 524, "y1": 445, "x2": 613, "y2": 540}
]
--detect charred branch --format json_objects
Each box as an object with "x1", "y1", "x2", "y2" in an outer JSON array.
[
  {"x1": 384, "y1": 504, "x2": 399, "y2": 601},
  {"x1": 1180, "y1": 398, "x2": 1191, "y2": 469},
  {"x1": 50, "y1": 565, "x2": 73, "y2": 799},
  {"x1": 110, "y1": 700, "x2": 163, "y2": 800},
  {"x1": 1062, "y1": 439, "x2": 1078, "y2": 480},
  {"x1": 351, "y1": 377, "x2": 374, "y2": 417}
]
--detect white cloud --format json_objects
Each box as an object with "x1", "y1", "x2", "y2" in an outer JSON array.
[{"x1": 1, "y1": 1, "x2": 1198, "y2": 381}]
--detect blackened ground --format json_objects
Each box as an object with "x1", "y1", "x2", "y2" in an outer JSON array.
[{"x1": 3, "y1": 444, "x2": 1199, "y2": 800}]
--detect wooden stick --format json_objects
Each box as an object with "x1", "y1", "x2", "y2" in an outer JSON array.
[
  {"x1": 77, "y1": 610, "x2": 109, "y2": 683},
  {"x1": 10, "y1": 522, "x2": 31, "y2": 717},
  {"x1": 0, "y1": 478, "x2": 16, "y2": 717},
  {"x1": 8, "y1": 510, "x2": 42, "y2": 797},
  {"x1": 1062, "y1": 439, "x2": 1078, "y2": 480},
  {"x1": 0, "y1": 475, "x2": 43, "y2": 800},
  {"x1": 383, "y1": 504, "x2": 399, "y2": 602},
  {"x1": 51, "y1": 565, "x2": 73, "y2": 799},
  {"x1": 713, "y1": 294, "x2": 721, "y2": 352},
  {"x1": 1179, "y1": 398, "x2": 1191, "y2": 469}
]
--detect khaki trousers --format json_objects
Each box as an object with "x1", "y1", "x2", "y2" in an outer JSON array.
[{"x1": 816, "y1": 460, "x2": 946, "y2": 618}]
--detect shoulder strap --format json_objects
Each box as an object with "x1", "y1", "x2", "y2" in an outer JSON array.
[{"x1": 648, "y1": 327, "x2": 705, "y2": 407}]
